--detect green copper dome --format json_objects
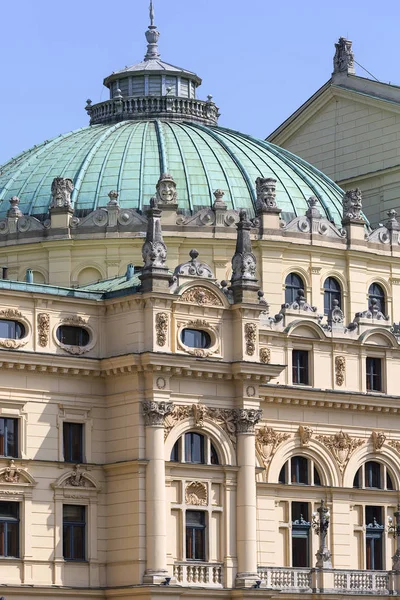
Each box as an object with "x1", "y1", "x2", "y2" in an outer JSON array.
[{"x1": 0, "y1": 120, "x2": 345, "y2": 223}]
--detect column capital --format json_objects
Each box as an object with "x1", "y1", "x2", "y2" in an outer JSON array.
[
  {"x1": 142, "y1": 400, "x2": 173, "y2": 427},
  {"x1": 234, "y1": 408, "x2": 262, "y2": 434}
]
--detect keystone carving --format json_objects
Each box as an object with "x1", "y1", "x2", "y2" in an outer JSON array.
[
  {"x1": 234, "y1": 408, "x2": 262, "y2": 434},
  {"x1": 142, "y1": 400, "x2": 173, "y2": 427},
  {"x1": 185, "y1": 481, "x2": 208, "y2": 506},
  {"x1": 259, "y1": 347, "x2": 271, "y2": 364},
  {"x1": 335, "y1": 356, "x2": 346, "y2": 386},
  {"x1": 244, "y1": 323, "x2": 257, "y2": 356},
  {"x1": 371, "y1": 431, "x2": 386, "y2": 451},
  {"x1": 155, "y1": 312, "x2": 168, "y2": 347},
  {"x1": 316, "y1": 431, "x2": 364, "y2": 472},
  {"x1": 50, "y1": 177, "x2": 74, "y2": 208},
  {"x1": 299, "y1": 425, "x2": 313, "y2": 446},
  {"x1": 180, "y1": 286, "x2": 223, "y2": 306},
  {"x1": 256, "y1": 426, "x2": 290, "y2": 465},
  {"x1": 37, "y1": 313, "x2": 50, "y2": 347}
]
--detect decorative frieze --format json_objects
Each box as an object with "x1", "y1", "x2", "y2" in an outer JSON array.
[
  {"x1": 371, "y1": 431, "x2": 386, "y2": 451},
  {"x1": 37, "y1": 312, "x2": 50, "y2": 347},
  {"x1": 299, "y1": 425, "x2": 313, "y2": 446},
  {"x1": 256, "y1": 426, "x2": 290, "y2": 465},
  {"x1": 234, "y1": 408, "x2": 262, "y2": 434},
  {"x1": 335, "y1": 356, "x2": 346, "y2": 386},
  {"x1": 185, "y1": 481, "x2": 207, "y2": 506},
  {"x1": 244, "y1": 323, "x2": 257, "y2": 356},
  {"x1": 180, "y1": 286, "x2": 223, "y2": 306},
  {"x1": 316, "y1": 431, "x2": 364, "y2": 472},
  {"x1": 259, "y1": 347, "x2": 271, "y2": 364},
  {"x1": 155, "y1": 312, "x2": 168, "y2": 347},
  {"x1": 143, "y1": 400, "x2": 173, "y2": 427}
]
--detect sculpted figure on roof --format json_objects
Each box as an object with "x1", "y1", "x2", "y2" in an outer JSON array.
[
  {"x1": 156, "y1": 173, "x2": 178, "y2": 205},
  {"x1": 333, "y1": 37, "x2": 355, "y2": 75},
  {"x1": 50, "y1": 177, "x2": 74, "y2": 209},
  {"x1": 255, "y1": 177, "x2": 278, "y2": 214}
]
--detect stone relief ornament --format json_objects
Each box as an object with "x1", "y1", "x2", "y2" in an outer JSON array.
[
  {"x1": 231, "y1": 215, "x2": 257, "y2": 282},
  {"x1": 61, "y1": 315, "x2": 88, "y2": 327},
  {"x1": 255, "y1": 177, "x2": 278, "y2": 213},
  {"x1": 333, "y1": 37, "x2": 355, "y2": 74},
  {"x1": 141, "y1": 198, "x2": 168, "y2": 270},
  {"x1": 37, "y1": 312, "x2": 50, "y2": 347},
  {"x1": 185, "y1": 481, "x2": 208, "y2": 506},
  {"x1": 0, "y1": 308, "x2": 23, "y2": 320},
  {"x1": 371, "y1": 431, "x2": 386, "y2": 451},
  {"x1": 0, "y1": 338, "x2": 28, "y2": 349},
  {"x1": 0, "y1": 460, "x2": 21, "y2": 483},
  {"x1": 335, "y1": 356, "x2": 346, "y2": 386},
  {"x1": 283, "y1": 289, "x2": 317, "y2": 312},
  {"x1": 142, "y1": 400, "x2": 173, "y2": 427},
  {"x1": 50, "y1": 177, "x2": 74, "y2": 209},
  {"x1": 192, "y1": 404, "x2": 207, "y2": 428},
  {"x1": 234, "y1": 408, "x2": 262, "y2": 434},
  {"x1": 259, "y1": 347, "x2": 271, "y2": 364},
  {"x1": 256, "y1": 426, "x2": 291, "y2": 465},
  {"x1": 156, "y1": 173, "x2": 178, "y2": 205},
  {"x1": 244, "y1": 322, "x2": 257, "y2": 356},
  {"x1": 155, "y1": 312, "x2": 168, "y2": 347},
  {"x1": 388, "y1": 440, "x2": 400, "y2": 454},
  {"x1": 207, "y1": 408, "x2": 237, "y2": 444},
  {"x1": 342, "y1": 188, "x2": 363, "y2": 222},
  {"x1": 299, "y1": 425, "x2": 313, "y2": 446},
  {"x1": 174, "y1": 249, "x2": 214, "y2": 279},
  {"x1": 328, "y1": 299, "x2": 344, "y2": 325},
  {"x1": 65, "y1": 465, "x2": 94, "y2": 488},
  {"x1": 180, "y1": 286, "x2": 223, "y2": 306},
  {"x1": 316, "y1": 431, "x2": 364, "y2": 472},
  {"x1": 164, "y1": 405, "x2": 192, "y2": 439}
]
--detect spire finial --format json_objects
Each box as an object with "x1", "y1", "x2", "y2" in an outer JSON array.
[
  {"x1": 145, "y1": 0, "x2": 160, "y2": 60},
  {"x1": 149, "y1": 0, "x2": 155, "y2": 27}
]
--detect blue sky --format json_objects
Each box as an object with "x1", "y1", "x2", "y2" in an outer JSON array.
[{"x1": 0, "y1": 0, "x2": 399, "y2": 165}]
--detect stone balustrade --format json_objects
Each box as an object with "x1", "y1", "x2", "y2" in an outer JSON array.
[
  {"x1": 87, "y1": 96, "x2": 219, "y2": 126},
  {"x1": 257, "y1": 566, "x2": 312, "y2": 591},
  {"x1": 333, "y1": 570, "x2": 390, "y2": 595},
  {"x1": 173, "y1": 562, "x2": 223, "y2": 586}
]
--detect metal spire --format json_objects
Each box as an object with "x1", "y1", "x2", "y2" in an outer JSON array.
[{"x1": 145, "y1": 0, "x2": 160, "y2": 60}]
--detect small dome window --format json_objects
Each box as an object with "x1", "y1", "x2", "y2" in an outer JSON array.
[
  {"x1": 57, "y1": 326, "x2": 89, "y2": 347},
  {"x1": 181, "y1": 329, "x2": 211, "y2": 349},
  {"x1": 0, "y1": 320, "x2": 25, "y2": 340}
]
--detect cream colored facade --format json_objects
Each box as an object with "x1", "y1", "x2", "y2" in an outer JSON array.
[
  {"x1": 267, "y1": 41, "x2": 400, "y2": 227},
  {"x1": 0, "y1": 193, "x2": 399, "y2": 599}
]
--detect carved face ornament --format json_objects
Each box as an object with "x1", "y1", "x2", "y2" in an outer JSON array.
[{"x1": 157, "y1": 175, "x2": 177, "y2": 204}]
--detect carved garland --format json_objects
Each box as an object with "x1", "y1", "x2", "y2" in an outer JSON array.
[
  {"x1": 335, "y1": 356, "x2": 346, "y2": 386},
  {"x1": 37, "y1": 312, "x2": 50, "y2": 347},
  {"x1": 316, "y1": 431, "x2": 364, "y2": 472},
  {"x1": 155, "y1": 312, "x2": 168, "y2": 347},
  {"x1": 244, "y1": 323, "x2": 257, "y2": 356}
]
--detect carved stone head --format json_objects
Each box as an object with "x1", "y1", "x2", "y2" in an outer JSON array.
[
  {"x1": 343, "y1": 188, "x2": 363, "y2": 221},
  {"x1": 156, "y1": 173, "x2": 177, "y2": 205},
  {"x1": 256, "y1": 177, "x2": 277, "y2": 210},
  {"x1": 51, "y1": 177, "x2": 74, "y2": 208}
]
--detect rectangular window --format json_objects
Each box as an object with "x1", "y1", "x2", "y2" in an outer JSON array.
[
  {"x1": 291, "y1": 456, "x2": 309, "y2": 484},
  {"x1": 366, "y1": 357, "x2": 382, "y2": 391},
  {"x1": 185, "y1": 433, "x2": 205, "y2": 464},
  {"x1": 186, "y1": 511, "x2": 206, "y2": 561},
  {"x1": 148, "y1": 76, "x2": 162, "y2": 96},
  {"x1": 63, "y1": 505, "x2": 86, "y2": 561},
  {"x1": 365, "y1": 506, "x2": 383, "y2": 570},
  {"x1": 292, "y1": 350, "x2": 309, "y2": 385},
  {"x1": 292, "y1": 502, "x2": 310, "y2": 568},
  {"x1": 0, "y1": 502, "x2": 19, "y2": 557},
  {"x1": 63, "y1": 422, "x2": 83, "y2": 463},
  {"x1": 0, "y1": 418, "x2": 18, "y2": 457}
]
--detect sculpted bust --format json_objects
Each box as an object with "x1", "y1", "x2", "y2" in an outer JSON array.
[
  {"x1": 156, "y1": 173, "x2": 178, "y2": 205},
  {"x1": 50, "y1": 177, "x2": 74, "y2": 208},
  {"x1": 255, "y1": 177, "x2": 278, "y2": 213}
]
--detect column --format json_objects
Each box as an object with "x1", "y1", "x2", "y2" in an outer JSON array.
[
  {"x1": 235, "y1": 408, "x2": 262, "y2": 588},
  {"x1": 142, "y1": 400, "x2": 173, "y2": 584}
]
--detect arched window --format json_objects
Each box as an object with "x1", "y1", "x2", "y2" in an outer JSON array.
[
  {"x1": 323, "y1": 277, "x2": 342, "y2": 315},
  {"x1": 285, "y1": 273, "x2": 304, "y2": 304},
  {"x1": 278, "y1": 456, "x2": 322, "y2": 486},
  {"x1": 353, "y1": 461, "x2": 394, "y2": 490},
  {"x1": 170, "y1": 432, "x2": 220, "y2": 465},
  {"x1": 368, "y1": 283, "x2": 386, "y2": 314}
]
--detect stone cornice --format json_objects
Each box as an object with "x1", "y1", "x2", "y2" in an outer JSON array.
[{"x1": 261, "y1": 383, "x2": 400, "y2": 413}]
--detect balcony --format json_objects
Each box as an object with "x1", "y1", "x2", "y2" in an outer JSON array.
[
  {"x1": 173, "y1": 561, "x2": 223, "y2": 587},
  {"x1": 86, "y1": 96, "x2": 219, "y2": 127},
  {"x1": 258, "y1": 567, "x2": 392, "y2": 595}
]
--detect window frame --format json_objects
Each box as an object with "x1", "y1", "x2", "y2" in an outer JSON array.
[
  {"x1": 57, "y1": 406, "x2": 92, "y2": 463},
  {"x1": 185, "y1": 510, "x2": 206, "y2": 562},
  {"x1": 323, "y1": 277, "x2": 342, "y2": 316},
  {"x1": 0, "y1": 417, "x2": 18, "y2": 458},
  {"x1": 353, "y1": 461, "x2": 395, "y2": 491},
  {"x1": 279, "y1": 455, "x2": 322, "y2": 486},
  {"x1": 0, "y1": 501, "x2": 20, "y2": 558},
  {"x1": 366, "y1": 356, "x2": 383, "y2": 392},
  {"x1": 63, "y1": 504, "x2": 86, "y2": 562},
  {"x1": 170, "y1": 432, "x2": 220, "y2": 466},
  {"x1": 285, "y1": 273, "x2": 305, "y2": 305},
  {"x1": 292, "y1": 349, "x2": 310, "y2": 386},
  {"x1": 368, "y1": 283, "x2": 386, "y2": 315},
  {"x1": 63, "y1": 422, "x2": 84, "y2": 463},
  {"x1": 365, "y1": 506, "x2": 384, "y2": 570}
]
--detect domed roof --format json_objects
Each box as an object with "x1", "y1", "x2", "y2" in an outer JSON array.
[{"x1": 0, "y1": 120, "x2": 345, "y2": 223}]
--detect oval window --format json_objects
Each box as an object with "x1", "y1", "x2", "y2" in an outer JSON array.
[
  {"x1": 0, "y1": 319, "x2": 25, "y2": 340},
  {"x1": 181, "y1": 328, "x2": 211, "y2": 349},
  {"x1": 57, "y1": 326, "x2": 89, "y2": 347}
]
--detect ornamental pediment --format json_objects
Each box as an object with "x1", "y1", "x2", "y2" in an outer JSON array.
[
  {"x1": 0, "y1": 460, "x2": 36, "y2": 486},
  {"x1": 52, "y1": 465, "x2": 99, "y2": 490}
]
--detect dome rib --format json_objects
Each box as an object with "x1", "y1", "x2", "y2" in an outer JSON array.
[
  {"x1": 164, "y1": 122, "x2": 193, "y2": 212},
  {"x1": 138, "y1": 122, "x2": 149, "y2": 211},
  {"x1": 117, "y1": 122, "x2": 142, "y2": 198},
  {"x1": 71, "y1": 123, "x2": 127, "y2": 210},
  {"x1": 175, "y1": 123, "x2": 213, "y2": 205},
  {"x1": 184, "y1": 123, "x2": 236, "y2": 209},
  {"x1": 93, "y1": 125, "x2": 129, "y2": 209},
  {"x1": 155, "y1": 121, "x2": 168, "y2": 174}
]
